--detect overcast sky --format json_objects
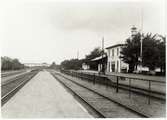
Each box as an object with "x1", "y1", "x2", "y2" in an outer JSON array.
[{"x1": 0, "y1": 0, "x2": 165, "y2": 64}]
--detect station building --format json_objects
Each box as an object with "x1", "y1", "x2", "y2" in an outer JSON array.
[
  {"x1": 82, "y1": 63, "x2": 90, "y2": 70},
  {"x1": 82, "y1": 55, "x2": 107, "y2": 72},
  {"x1": 91, "y1": 55, "x2": 107, "y2": 72},
  {"x1": 81, "y1": 45, "x2": 128, "y2": 73},
  {"x1": 82, "y1": 26, "x2": 161, "y2": 74},
  {"x1": 106, "y1": 44, "x2": 129, "y2": 73}
]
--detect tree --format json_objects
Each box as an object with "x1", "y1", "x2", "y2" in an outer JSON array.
[
  {"x1": 1, "y1": 56, "x2": 24, "y2": 70},
  {"x1": 156, "y1": 35, "x2": 166, "y2": 74},
  {"x1": 85, "y1": 47, "x2": 102, "y2": 60},
  {"x1": 142, "y1": 33, "x2": 160, "y2": 70},
  {"x1": 120, "y1": 33, "x2": 165, "y2": 73},
  {"x1": 50, "y1": 62, "x2": 56, "y2": 68},
  {"x1": 120, "y1": 33, "x2": 141, "y2": 72},
  {"x1": 85, "y1": 47, "x2": 104, "y2": 70},
  {"x1": 60, "y1": 59, "x2": 83, "y2": 70},
  {"x1": 49, "y1": 62, "x2": 60, "y2": 70},
  {"x1": 13, "y1": 59, "x2": 21, "y2": 70}
]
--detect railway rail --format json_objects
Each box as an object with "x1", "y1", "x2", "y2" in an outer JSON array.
[
  {"x1": 50, "y1": 71, "x2": 150, "y2": 118},
  {"x1": 1, "y1": 70, "x2": 39, "y2": 106}
]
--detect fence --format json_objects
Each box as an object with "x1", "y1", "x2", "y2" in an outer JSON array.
[{"x1": 60, "y1": 69, "x2": 166, "y2": 104}]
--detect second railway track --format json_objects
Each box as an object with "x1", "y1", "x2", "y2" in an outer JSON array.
[
  {"x1": 50, "y1": 71, "x2": 149, "y2": 118},
  {"x1": 1, "y1": 70, "x2": 39, "y2": 106},
  {"x1": 1, "y1": 71, "x2": 25, "y2": 78}
]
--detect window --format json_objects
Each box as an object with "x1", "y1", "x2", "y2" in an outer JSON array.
[
  {"x1": 108, "y1": 62, "x2": 110, "y2": 72},
  {"x1": 111, "y1": 62, "x2": 115, "y2": 72},
  {"x1": 112, "y1": 49, "x2": 114, "y2": 57},
  {"x1": 108, "y1": 50, "x2": 110, "y2": 57},
  {"x1": 117, "y1": 61, "x2": 119, "y2": 72},
  {"x1": 117, "y1": 48, "x2": 119, "y2": 56}
]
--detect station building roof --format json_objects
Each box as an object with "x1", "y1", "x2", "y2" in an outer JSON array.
[
  {"x1": 105, "y1": 44, "x2": 125, "y2": 49},
  {"x1": 91, "y1": 55, "x2": 107, "y2": 62}
]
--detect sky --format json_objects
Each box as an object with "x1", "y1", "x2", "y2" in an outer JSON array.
[{"x1": 0, "y1": 0, "x2": 165, "y2": 64}]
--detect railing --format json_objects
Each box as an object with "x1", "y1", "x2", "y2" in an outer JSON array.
[{"x1": 60, "y1": 69, "x2": 166, "y2": 104}]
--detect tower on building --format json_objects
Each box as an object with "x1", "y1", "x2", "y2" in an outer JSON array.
[{"x1": 131, "y1": 25, "x2": 138, "y2": 38}]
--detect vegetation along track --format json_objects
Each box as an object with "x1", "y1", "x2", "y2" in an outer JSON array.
[
  {"x1": 1, "y1": 70, "x2": 39, "y2": 106},
  {"x1": 50, "y1": 71, "x2": 148, "y2": 118}
]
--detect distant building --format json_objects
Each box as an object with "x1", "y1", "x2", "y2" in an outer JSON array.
[
  {"x1": 106, "y1": 44, "x2": 129, "y2": 73},
  {"x1": 82, "y1": 63, "x2": 90, "y2": 70},
  {"x1": 24, "y1": 63, "x2": 50, "y2": 67}
]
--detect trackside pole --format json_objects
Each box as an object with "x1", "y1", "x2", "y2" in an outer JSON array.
[{"x1": 116, "y1": 76, "x2": 119, "y2": 93}]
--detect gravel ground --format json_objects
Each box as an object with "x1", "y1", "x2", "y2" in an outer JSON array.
[{"x1": 58, "y1": 71, "x2": 166, "y2": 118}]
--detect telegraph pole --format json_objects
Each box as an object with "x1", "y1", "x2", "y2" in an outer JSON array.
[
  {"x1": 139, "y1": 8, "x2": 143, "y2": 73},
  {"x1": 77, "y1": 50, "x2": 79, "y2": 59},
  {"x1": 102, "y1": 37, "x2": 104, "y2": 51},
  {"x1": 101, "y1": 37, "x2": 105, "y2": 74}
]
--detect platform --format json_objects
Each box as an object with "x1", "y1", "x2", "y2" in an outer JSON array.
[
  {"x1": 78, "y1": 70, "x2": 166, "y2": 93},
  {"x1": 1, "y1": 70, "x2": 92, "y2": 118}
]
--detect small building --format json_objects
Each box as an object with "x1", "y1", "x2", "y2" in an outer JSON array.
[
  {"x1": 91, "y1": 55, "x2": 107, "y2": 72},
  {"x1": 106, "y1": 44, "x2": 129, "y2": 73},
  {"x1": 82, "y1": 63, "x2": 90, "y2": 70}
]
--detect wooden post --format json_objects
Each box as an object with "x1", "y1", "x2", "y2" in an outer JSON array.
[
  {"x1": 80, "y1": 72, "x2": 82, "y2": 80},
  {"x1": 148, "y1": 81, "x2": 151, "y2": 105},
  {"x1": 93, "y1": 73, "x2": 96, "y2": 85},
  {"x1": 116, "y1": 76, "x2": 119, "y2": 93},
  {"x1": 129, "y1": 79, "x2": 131, "y2": 98},
  {"x1": 105, "y1": 77, "x2": 108, "y2": 89}
]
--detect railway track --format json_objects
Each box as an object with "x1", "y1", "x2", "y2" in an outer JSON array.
[
  {"x1": 2, "y1": 72, "x2": 31, "y2": 86},
  {"x1": 50, "y1": 71, "x2": 149, "y2": 118},
  {"x1": 1, "y1": 70, "x2": 39, "y2": 106},
  {"x1": 1, "y1": 71, "x2": 25, "y2": 78}
]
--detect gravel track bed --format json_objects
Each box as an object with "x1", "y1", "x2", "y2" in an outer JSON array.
[
  {"x1": 52, "y1": 71, "x2": 165, "y2": 118},
  {"x1": 51, "y1": 72, "x2": 142, "y2": 118}
]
